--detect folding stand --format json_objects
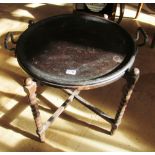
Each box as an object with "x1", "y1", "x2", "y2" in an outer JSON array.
[{"x1": 24, "y1": 67, "x2": 140, "y2": 142}]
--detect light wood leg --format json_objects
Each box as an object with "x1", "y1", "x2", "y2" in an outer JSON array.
[
  {"x1": 111, "y1": 68, "x2": 140, "y2": 135},
  {"x1": 24, "y1": 78, "x2": 45, "y2": 142}
]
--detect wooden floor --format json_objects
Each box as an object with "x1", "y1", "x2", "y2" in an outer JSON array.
[{"x1": 0, "y1": 3, "x2": 155, "y2": 152}]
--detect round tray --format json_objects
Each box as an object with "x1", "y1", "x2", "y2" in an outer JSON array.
[{"x1": 16, "y1": 13, "x2": 137, "y2": 89}]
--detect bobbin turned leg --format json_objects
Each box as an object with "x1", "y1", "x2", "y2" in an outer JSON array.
[
  {"x1": 24, "y1": 78, "x2": 45, "y2": 142},
  {"x1": 111, "y1": 68, "x2": 140, "y2": 135}
]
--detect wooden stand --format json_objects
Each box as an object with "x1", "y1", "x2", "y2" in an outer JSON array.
[{"x1": 24, "y1": 68, "x2": 140, "y2": 142}]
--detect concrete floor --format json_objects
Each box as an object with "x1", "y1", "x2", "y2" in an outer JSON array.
[{"x1": 0, "y1": 3, "x2": 155, "y2": 152}]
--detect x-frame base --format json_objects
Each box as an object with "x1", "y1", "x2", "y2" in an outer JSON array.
[{"x1": 24, "y1": 67, "x2": 140, "y2": 142}]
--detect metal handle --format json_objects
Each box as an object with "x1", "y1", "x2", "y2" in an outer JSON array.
[
  {"x1": 4, "y1": 32, "x2": 16, "y2": 51},
  {"x1": 135, "y1": 27, "x2": 148, "y2": 47}
]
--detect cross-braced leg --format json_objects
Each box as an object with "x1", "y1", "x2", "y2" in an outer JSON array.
[
  {"x1": 41, "y1": 89, "x2": 80, "y2": 134},
  {"x1": 24, "y1": 77, "x2": 45, "y2": 142},
  {"x1": 111, "y1": 68, "x2": 140, "y2": 135}
]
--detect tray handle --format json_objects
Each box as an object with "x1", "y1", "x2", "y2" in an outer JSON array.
[
  {"x1": 4, "y1": 32, "x2": 17, "y2": 51},
  {"x1": 135, "y1": 27, "x2": 148, "y2": 47}
]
